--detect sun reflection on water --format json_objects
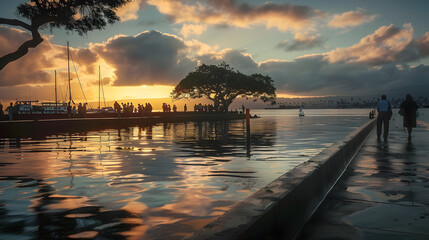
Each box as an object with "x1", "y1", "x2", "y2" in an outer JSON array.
[{"x1": 0, "y1": 109, "x2": 370, "y2": 239}]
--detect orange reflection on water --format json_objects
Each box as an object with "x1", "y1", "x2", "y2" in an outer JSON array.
[
  {"x1": 68, "y1": 231, "x2": 98, "y2": 239},
  {"x1": 46, "y1": 195, "x2": 91, "y2": 211},
  {"x1": 121, "y1": 200, "x2": 148, "y2": 214},
  {"x1": 64, "y1": 213, "x2": 95, "y2": 218},
  {"x1": 161, "y1": 192, "x2": 214, "y2": 216},
  {"x1": 119, "y1": 223, "x2": 149, "y2": 240}
]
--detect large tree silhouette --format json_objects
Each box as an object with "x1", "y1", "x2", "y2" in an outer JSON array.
[
  {"x1": 171, "y1": 63, "x2": 276, "y2": 111},
  {"x1": 0, "y1": 0, "x2": 131, "y2": 71}
]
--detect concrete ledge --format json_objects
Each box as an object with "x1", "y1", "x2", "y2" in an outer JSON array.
[
  {"x1": 0, "y1": 113, "x2": 245, "y2": 138},
  {"x1": 188, "y1": 119, "x2": 376, "y2": 240}
]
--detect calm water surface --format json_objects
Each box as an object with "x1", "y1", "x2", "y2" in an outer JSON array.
[{"x1": 0, "y1": 109, "x2": 404, "y2": 239}]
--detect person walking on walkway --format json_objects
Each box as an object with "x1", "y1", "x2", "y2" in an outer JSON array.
[
  {"x1": 399, "y1": 94, "x2": 419, "y2": 141},
  {"x1": 376, "y1": 95, "x2": 392, "y2": 140}
]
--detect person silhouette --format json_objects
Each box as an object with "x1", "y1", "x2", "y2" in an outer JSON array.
[
  {"x1": 376, "y1": 95, "x2": 392, "y2": 140},
  {"x1": 399, "y1": 94, "x2": 419, "y2": 141},
  {"x1": 0, "y1": 102, "x2": 4, "y2": 120},
  {"x1": 5, "y1": 102, "x2": 14, "y2": 121}
]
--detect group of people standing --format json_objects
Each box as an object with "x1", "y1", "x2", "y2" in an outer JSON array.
[
  {"x1": 376, "y1": 94, "x2": 419, "y2": 141},
  {"x1": 162, "y1": 103, "x2": 177, "y2": 112},
  {"x1": 67, "y1": 102, "x2": 87, "y2": 118},
  {"x1": 194, "y1": 103, "x2": 223, "y2": 112},
  {"x1": 0, "y1": 102, "x2": 17, "y2": 121},
  {"x1": 113, "y1": 101, "x2": 153, "y2": 116}
]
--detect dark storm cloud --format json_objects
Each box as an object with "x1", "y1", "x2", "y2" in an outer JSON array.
[
  {"x1": 194, "y1": 46, "x2": 429, "y2": 97},
  {"x1": 93, "y1": 30, "x2": 196, "y2": 86},
  {"x1": 260, "y1": 56, "x2": 429, "y2": 96}
]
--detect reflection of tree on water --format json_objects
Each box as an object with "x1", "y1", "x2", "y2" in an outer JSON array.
[
  {"x1": 171, "y1": 120, "x2": 277, "y2": 157},
  {"x1": 8, "y1": 137, "x2": 21, "y2": 149},
  {"x1": 110, "y1": 120, "x2": 277, "y2": 183}
]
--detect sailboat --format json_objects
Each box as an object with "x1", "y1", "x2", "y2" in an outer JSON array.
[
  {"x1": 12, "y1": 44, "x2": 72, "y2": 119},
  {"x1": 86, "y1": 66, "x2": 114, "y2": 114},
  {"x1": 299, "y1": 106, "x2": 305, "y2": 117}
]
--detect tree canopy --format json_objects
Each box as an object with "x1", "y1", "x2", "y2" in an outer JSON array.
[
  {"x1": 171, "y1": 63, "x2": 276, "y2": 111},
  {"x1": 0, "y1": 0, "x2": 131, "y2": 71}
]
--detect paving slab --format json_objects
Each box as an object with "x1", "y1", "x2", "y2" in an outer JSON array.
[{"x1": 297, "y1": 125, "x2": 429, "y2": 240}]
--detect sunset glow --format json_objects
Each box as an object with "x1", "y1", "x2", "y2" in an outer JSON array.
[{"x1": 1, "y1": 0, "x2": 429, "y2": 103}]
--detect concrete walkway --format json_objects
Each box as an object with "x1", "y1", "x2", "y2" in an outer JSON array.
[{"x1": 297, "y1": 124, "x2": 429, "y2": 239}]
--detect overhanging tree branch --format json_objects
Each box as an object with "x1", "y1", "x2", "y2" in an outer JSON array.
[
  {"x1": 0, "y1": 18, "x2": 32, "y2": 30},
  {"x1": 0, "y1": 31, "x2": 43, "y2": 71},
  {"x1": 0, "y1": 0, "x2": 130, "y2": 71},
  {"x1": 0, "y1": 18, "x2": 44, "y2": 71}
]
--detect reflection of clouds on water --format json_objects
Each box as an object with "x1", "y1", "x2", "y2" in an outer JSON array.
[{"x1": 0, "y1": 110, "x2": 370, "y2": 239}]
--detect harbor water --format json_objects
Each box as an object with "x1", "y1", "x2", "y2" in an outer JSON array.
[{"x1": 1, "y1": 109, "x2": 425, "y2": 239}]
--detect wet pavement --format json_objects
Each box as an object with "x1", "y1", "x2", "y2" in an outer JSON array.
[{"x1": 297, "y1": 124, "x2": 429, "y2": 239}]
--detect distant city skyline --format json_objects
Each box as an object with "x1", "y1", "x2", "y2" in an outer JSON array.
[{"x1": 1, "y1": 0, "x2": 429, "y2": 102}]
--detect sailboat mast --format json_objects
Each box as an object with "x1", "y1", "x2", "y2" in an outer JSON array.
[
  {"x1": 67, "y1": 41, "x2": 71, "y2": 103},
  {"x1": 99, "y1": 65, "x2": 101, "y2": 109},
  {"x1": 55, "y1": 70, "x2": 57, "y2": 114}
]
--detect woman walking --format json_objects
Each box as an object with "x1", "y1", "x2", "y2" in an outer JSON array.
[{"x1": 399, "y1": 94, "x2": 419, "y2": 141}]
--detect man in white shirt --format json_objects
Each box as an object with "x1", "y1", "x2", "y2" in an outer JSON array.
[{"x1": 376, "y1": 95, "x2": 391, "y2": 140}]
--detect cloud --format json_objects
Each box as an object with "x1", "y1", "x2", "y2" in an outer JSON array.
[
  {"x1": 325, "y1": 24, "x2": 417, "y2": 65},
  {"x1": 277, "y1": 33, "x2": 325, "y2": 51},
  {"x1": 179, "y1": 24, "x2": 207, "y2": 38},
  {"x1": 116, "y1": 0, "x2": 148, "y2": 21},
  {"x1": 185, "y1": 39, "x2": 220, "y2": 56},
  {"x1": 72, "y1": 48, "x2": 99, "y2": 74},
  {"x1": 87, "y1": 25, "x2": 429, "y2": 96},
  {"x1": 416, "y1": 31, "x2": 429, "y2": 56},
  {"x1": 2, "y1": 22, "x2": 429, "y2": 100},
  {"x1": 259, "y1": 56, "x2": 429, "y2": 97},
  {"x1": 0, "y1": 27, "x2": 62, "y2": 87},
  {"x1": 88, "y1": 77, "x2": 112, "y2": 86},
  {"x1": 148, "y1": 0, "x2": 325, "y2": 32},
  {"x1": 92, "y1": 30, "x2": 197, "y2": 86},
  {"x1": 328, "y1": 8, "x2": 377, "y2": 29},
  {"x1": 196, "y1": 49, "x2": 259, "y2": 74},
  {"x1": 257, "y1": 24, "x2": 429, "y2": 96}
]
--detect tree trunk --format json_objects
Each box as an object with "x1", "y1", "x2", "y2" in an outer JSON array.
[
  {"x1": 0, "y1": 18, "x2": 44, "y2": 71},
  {"x1": 221, "y1": 100, "x2": 231, "y2": 112}
]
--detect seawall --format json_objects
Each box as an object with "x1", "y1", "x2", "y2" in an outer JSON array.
[
  {"x1": 188, "y1": 119, "x2": 376, "y2": 240},
  {"x1": 0, "y1": 112, "x2": 244, "y2": 138}
]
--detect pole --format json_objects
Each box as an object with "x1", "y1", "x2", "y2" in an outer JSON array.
[
  {"x1": 99, "y1": 65, "x2": 100, "y2": 109},
  {"x1": 67, "y1": 41, "x2": 71, "y2": 103},
  {"x1": 225, "y1": 73, "x2": 228, "y2": 112},
  {"x1": 55, "y1": 70, "x2": 57, "y2": 114},
  {"x1": 246, "y1": 108, "x2": 251, "y2": 156}
]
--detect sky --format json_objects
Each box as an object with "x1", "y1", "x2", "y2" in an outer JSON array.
[{"x1": 1, "y1": 0, "x2": 429, "y2": 103}]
